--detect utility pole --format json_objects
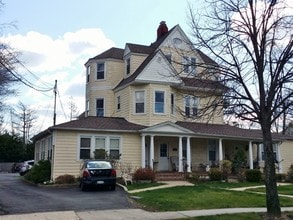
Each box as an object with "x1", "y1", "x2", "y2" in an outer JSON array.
[{"x1": 53, "y1": 80, "x2": 57, "y2": 126}]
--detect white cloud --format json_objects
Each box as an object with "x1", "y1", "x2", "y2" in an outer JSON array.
[
  {"x1": 1, "y1": 28, "x2": 115, "y2": 72},
  {"x1": 1, "y1": 28, "x2": 115, "y2": 133}
]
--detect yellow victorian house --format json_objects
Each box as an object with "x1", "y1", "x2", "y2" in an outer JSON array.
[{"x1": 33, "y1": 22, "x2": 293, "y2": 180}]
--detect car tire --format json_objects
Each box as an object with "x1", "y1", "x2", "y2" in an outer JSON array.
[
  {"x1": 110, "y1": 185, "x2": 116, "y2": 191},
  {"x1": 80, "y1": 182, "x2": 87, "y2": 191}
]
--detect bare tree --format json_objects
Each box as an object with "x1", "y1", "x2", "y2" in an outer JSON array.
[
  {"x1": 186, "y1": 0, "x2": 292, "y2": 217},
  {"x1": 68, "y1": 96, "x2": 79, "y2": 121},
  {"x1": 12, "y1": 102, "x2": 37, "y2": 144}
]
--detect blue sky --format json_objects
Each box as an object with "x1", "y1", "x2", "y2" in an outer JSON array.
[{"x1": 0, "y1": 0, "x2": 193, "y2": 134}]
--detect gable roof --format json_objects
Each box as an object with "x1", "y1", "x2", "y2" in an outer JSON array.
[
  {"x1": 126, "y1": 43, "x2": 154, "y2": 55},
  {"x1": 85, "y1": 47, "x2": 124, "y2": 65}
]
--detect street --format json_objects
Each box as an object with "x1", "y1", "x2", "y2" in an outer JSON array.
[{"x1": 0, "y1": 173, "x2": 133, "y2": 215}]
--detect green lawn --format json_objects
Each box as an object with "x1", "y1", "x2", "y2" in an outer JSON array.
[
  {"x1": 131, "y1": 184, "x2": 293, "y2": 212},
  {"x1": 247, "y1": 184, "x2": 293, "y2": 195},
  {"x1": 126, "y1": 182, "x2": 165, "y2": 191},
  {"x1": 188, "y1": 212, "x2": 293, "y2": 220}
]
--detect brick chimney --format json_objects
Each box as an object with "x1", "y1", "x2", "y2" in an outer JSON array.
[{"x1": 157, "y1": 21, "x2": 168, "y2": 40}]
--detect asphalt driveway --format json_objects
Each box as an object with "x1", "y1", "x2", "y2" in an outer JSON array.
[{"x1": 0, "y1": 173, "x2": 133, "y2": 215}]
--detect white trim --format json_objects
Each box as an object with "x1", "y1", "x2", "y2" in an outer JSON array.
[
  {"x1": 153, "y1": 90, "x2": 166, "y2": 114},
  {"x1": 133, "y1": 90, "x2": 146, "y2": 115},
  {"x1": 95, "y1": 97, "x2": 105, "y2": 117}
]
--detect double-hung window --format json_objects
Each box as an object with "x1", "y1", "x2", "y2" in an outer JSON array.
[
  {"x1": 155, "y1": 91, "x2": 165, "y2": 113},
  {"x1": 182, "y1": 56, "x2": 196, "y2": 75},
  {"x1": 116, "y1": 96, "x2": 121, "y2": 111},
  {"x1": 86, "y1": 66, "x2": 90, "y2": 83},
  {"x1": 135, "y1": 91, "x2": 145, "y2": 114},
  {"x1": 126, "y1": 58, "x2": 130, "y2": 75},
  {"x1": 171, "y1": 93, "x2": 175, "y2": 115},
  {"x1": 185, "y1": 95, "x2": 199, "y2": 117},
  {"x1": 97, "y1": 63, "x2": 105, "y2": 79},
  {"x1": 109, "y1": 138, "x2": 120, "y2": 159},
  {"x1": 96, "y1": 98, "x2": 104, "y2": 117},
  {"x1": 80, "y1": 137, "x2": 91, "y2": 159},
  {"x1": 260, "y1": 144, "x2": 277, "y2": 161},
  {"x1": 208, "y1": 140, "x2": 218, "y2": 162}
]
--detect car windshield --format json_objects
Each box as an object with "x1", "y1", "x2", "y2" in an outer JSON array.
[{"x1": 86, "y1": 161, "x2": 112, "y2": 169}]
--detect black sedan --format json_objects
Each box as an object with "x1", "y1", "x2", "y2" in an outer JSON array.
[{"x1": 79, "y1": 160, "x2": 116, "y2": 191}]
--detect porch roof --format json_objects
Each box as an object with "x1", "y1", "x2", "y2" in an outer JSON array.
[{"x1": 175, "y1": 121, "x2": 284, "y2": 141}]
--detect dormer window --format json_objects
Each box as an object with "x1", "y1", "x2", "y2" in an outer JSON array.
[
  {"x1": 97, "y1": 62, "x2": 105, "y2": 80},
  {"x1": 126, "y1": 58, "x2": 130, "y2": 75}
]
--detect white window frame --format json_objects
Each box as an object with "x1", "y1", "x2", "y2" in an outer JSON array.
[
  {"x1": 116, "y1": 96, "x2": 121, "y2": 111},
  {"x1": 86, "y1": 99, "x2": 90, "y2": 116},
  {"x1": 207, "y1": 139, "x2": 219, "y2": 163},
  {"x1": 96, "y1": 98, "x2": 104, "y2": 117},
  {"x1": 154, "y1": 90, "x2": 165, "y2": 114},
  {"x1": 134, "y1": 90, "x2": 145, "y2": 114},
  {"x1": 126, "y1": 58, "x2": 130, "y2": 75},
  {"x1": 260, "y1": 144, "x2": 278, "y2": 161},
  {"x1": 77, "y1": 135, "x2": 121, "y2": 160},
  {"x1": 182, "y1": 56, "x2": 196, "y2": 75},
  {"x1": 184, "y1": 95, "x2": 199, "y2": 117},
  {"x1": 79, "y1": 136, "x2": 92, "y2": 159},
  {"x1": 96, "y1": 62, "x2": 105, "y2": 80},
  {"x1": 171, "y1": 93, "x2": 175, "y2": 115}
]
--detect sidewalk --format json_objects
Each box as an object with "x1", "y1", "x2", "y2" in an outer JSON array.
[{"x1": 1, "y1": 181, "x2": 293, "y2": 220}]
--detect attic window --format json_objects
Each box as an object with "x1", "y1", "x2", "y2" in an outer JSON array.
[
  {"x1": 126, "y1": 58, "x2": 130, "y2": 75},
  {"x1": 173, "y1": 38, "x2": 182, "y2": 45},
  {"x1": 183, "y1": 57, "x2": 196, "y2": 75}
]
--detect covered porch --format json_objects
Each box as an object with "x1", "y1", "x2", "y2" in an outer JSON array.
[{"x1": 139, "y1": 122, "x2": 283, "y2": 174}]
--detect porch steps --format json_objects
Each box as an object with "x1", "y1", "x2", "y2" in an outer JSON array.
[{"x1": 155, "y1": 172, "x2": 186, "y2": 181}]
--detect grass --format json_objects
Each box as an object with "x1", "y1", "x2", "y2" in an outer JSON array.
[
  {"x1": 247, "y1": 184, "x2": 293, "y2": 195},
  {"x1": 131, "y1": 183, "x2": 293, "y2": 212},
  {"x1": 185, "y1": 212, "x2": 293, "y2": 220},
  {"x1": 126, "y1": 182, "x2": 165, "y2": 191}
]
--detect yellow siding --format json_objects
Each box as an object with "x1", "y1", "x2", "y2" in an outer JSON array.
[
  {"x1": 130, "y1": 54, "x2": 147, "y2": 75},
  {"x1": 280, "y1": 140, "x2": 293, "y2": 174},
  {"x1": 53, "y1": 130, "x2": 80, "y2": 179},
  {"x1": 86, "y1": 59, "x2": 124, "y2": 117},
  {"x1": 51, "y1": 130, "x2": 142, "y2": 180}
]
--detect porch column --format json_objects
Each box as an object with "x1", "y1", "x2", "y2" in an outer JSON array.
[
  {"x1": 141, "y1": 135, "x2": 146, "y2": 168},
  {"x1": 178, "y1": 136, "x2": 183, "y2": 172},
  {"x1": 276, "y1": 142, "x2": 283, "y2": 173},
  {"x1": 186, "y1": 137, "x2": 191, "y2": 172},
  {"x1": 248, "y1": 141, "x2": 253, "y2": 169},
  {"x1": 150, "y1": 135, "x2": 154, "y2": 169},
  {"x1": 219, "y1": 139, "x2": 223, "y2": 162}
]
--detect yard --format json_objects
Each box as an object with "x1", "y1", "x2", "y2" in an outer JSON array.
[{"x1": 129, "y1": 182, "x2": 293, "y2": 214}]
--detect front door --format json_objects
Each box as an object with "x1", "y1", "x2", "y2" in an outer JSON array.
[{"x1": 158, "y1": 144, "x2": 169, "y2": 171}]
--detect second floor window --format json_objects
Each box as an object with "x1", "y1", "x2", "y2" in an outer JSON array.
[
  {"x1": 135, "y1": 91, "x2": 145, "y2": 114},
  {"x1": 86, "y1": 66, "x2": 90, "y2": 82},
  {"x1": 97, "y1": 63, "x2": 105, "y2": 79},
  {"x1": 171, "y1": 93, "x2": 175, "y2": 115},
  {"x1": 183, "y1": 56, "x2": 196, "y2": 75},
  {"x1": 155, "y1": 91, "x2": 165, "y2": 113},
  {"x1": 126, "y1": 58, "x2": 130, "y2": 75},
  {"x1": 117, "y1": 96, "x2": 121, "y2": 111},
  {"x1": 185, "y1": 95, "x2": 199, "y2": 117},
  {"x1": 96, "y1": 98, "x2": 104, "y2": 117}
]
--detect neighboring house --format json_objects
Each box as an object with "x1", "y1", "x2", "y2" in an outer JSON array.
[{"x1": 33, "y1": 21, "x2": 293, "y2": 180}]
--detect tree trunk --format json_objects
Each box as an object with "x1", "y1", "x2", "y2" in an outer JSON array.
[{"x1": 262, "y1": 124, "x2": 281, "y2": 218}]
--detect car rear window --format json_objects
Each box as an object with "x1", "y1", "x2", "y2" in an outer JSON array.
[{"x1": 87, "y1": 161, "x2": 112, "y2": 169}]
